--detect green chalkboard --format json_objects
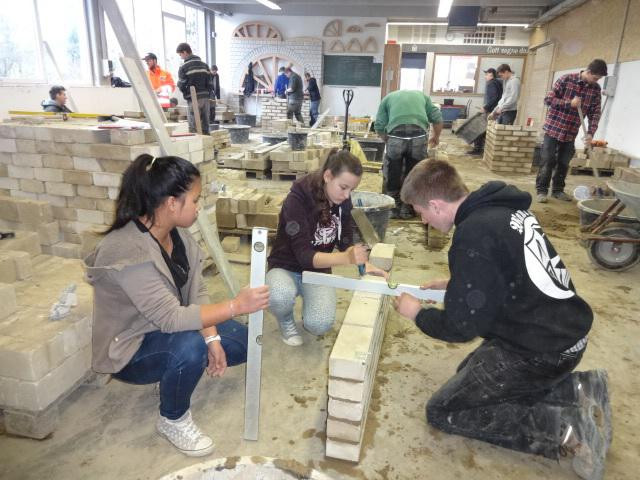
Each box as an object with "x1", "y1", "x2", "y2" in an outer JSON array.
[{"x1": 323, "y1": 55, "x2": 382, "y2": 87}]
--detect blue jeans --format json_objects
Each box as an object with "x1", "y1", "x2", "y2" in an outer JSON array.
[
  {"x1": 266, "y1": 268, "x2": 336, "y2": 335},
  {"x1": 309, "y1": 100, "x2": 320, "y2": 126},
  {"x1": 113, "y1": 319, "x2": 248, "y2": 420}
]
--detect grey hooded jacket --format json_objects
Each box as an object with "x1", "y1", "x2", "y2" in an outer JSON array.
[{"x1": 84, "y1": 221, "x2": 209, "y2": 373}]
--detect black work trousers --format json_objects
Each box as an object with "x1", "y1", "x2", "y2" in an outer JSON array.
[
  {"x1": 427, "y1": 338, "x2": 584, "y2": 460},
  {"x1": 535, "y1": 134, "x2": 576, "y2": 194},
  {"x1": 382, "y1": 125, "x2": 428, "y2": 207}
]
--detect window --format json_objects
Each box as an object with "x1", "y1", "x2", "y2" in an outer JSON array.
[
  {"x1": 0, "y1": 0, "x2": 91, "y2": 84},
  {"x1": 463, "y1": 26, "x2": 507, "y2": 45},
  {"x1": 400, "y1": 53, "x2": 426, "y2": 91},
  {"x1": 104, "y1": 0, "x2": 206, "y2": 82},
  {"x1": 432, "y1": 55, "x2": 478, "y2": 94}
]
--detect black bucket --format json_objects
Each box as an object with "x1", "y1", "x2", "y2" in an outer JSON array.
[
  {"x1": 223, "y1": 125, "x2": 251, "y2": 144},
  {"x1": 350, "y1": 191, "x2": 395, "y2": 243},
  {"x1": 235, "y1": 114, "x2": 256, "y2": 127},
  {"x1": 362, "y1": 148, "x2": 377, "y2": 162},
  {"x1": 288, "y1": 131, "x2": 308, "y2": 151},
  {"x1": 356, "y1": 138, "x2": 385, "y2": 162},
  {"x1": 262, "y1": 134, "x2": 288, "y2": 145}
]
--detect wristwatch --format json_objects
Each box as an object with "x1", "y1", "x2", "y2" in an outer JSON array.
[{"x1": 205, "y1": 335, "x2": 222, "y2": 344}]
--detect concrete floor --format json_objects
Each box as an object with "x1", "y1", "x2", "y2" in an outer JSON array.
[{"x1": 1, "y1": 132, "x2": 638, "y2": 479}]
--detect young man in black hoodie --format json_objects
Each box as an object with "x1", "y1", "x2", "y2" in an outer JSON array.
[{"x1": 394, "y1": 159, "x2": 611, "y2": 480}]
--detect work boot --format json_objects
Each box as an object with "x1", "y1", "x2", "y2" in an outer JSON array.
[
  {"x1": 466, "y1": 147, "x2": 483, "y2": 156},
  {"x1": 575, "y1": 370, "x2": 613, "y2": 448},
  {"x1": 156, "y1": 410, "x2": 214, "y2": 457},
  {"x1": 552, "y1": 191, "x2": 573, "y2": 202},
  {"x1": 537, "y1": 193, "x2": 548, "y2": 203},
  {"x1": 558, "y1": 404, "x2": 608, "y2": 480},
  {"x1": 390, "y1": 207, "x2": 401, "y2": 219},
  {"x1": 399, "y1": 203, "x2": 415, "y2": 220}
]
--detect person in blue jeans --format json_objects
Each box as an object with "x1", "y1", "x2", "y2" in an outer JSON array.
[
  {"x1": 86, "y1": 154, "x2": 269, "y2": 457},
  {"x1": 266, "y1": 149, "x2": 383, "y2": 346},
  {"x1": 304, "y1": 72, "x2": 321, "y2": 127}
]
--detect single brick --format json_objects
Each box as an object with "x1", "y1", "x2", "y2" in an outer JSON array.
[
  {"x1": 45, "y1": 182, "x2": 75, "y2": 197},
  {"x1": 62, "y1": 170, "x2": 93, "y2": 185},
  {"x1": 0, "y1": 283, "x2": 17, "y2": 319},
  {"x1": 92, "y1": 172, "x2": 122, "y2": 188},
  {"x1": 19, "y1": 179, "x2": 45, "y2": 194},
  {"x1": 51, "y1": 242, "x2": 82, "y2": 259},
  {"x1": 37, "y1": 221, "x2": 60, "y2": 246},
  {"x1": 42, "y1": 154, "x2": 73, "y2": 169},
  {"x1": 72, "y1": 156, "x2": 102, "y2": 172},
  {"x1": 76, "y1": 185, "x2": 107, "y2": 199},
  {"x1": 34, "y1": 167, "x2": 64, "y2": 182},
  {"x1": 12, "y1": 153, "x2": 43, "y2": 167}
]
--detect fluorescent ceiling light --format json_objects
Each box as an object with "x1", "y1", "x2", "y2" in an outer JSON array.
[
  {"x1": 437, "y1": 0, "x2": 453, "y2": 18},
  {"x1": 256, "y1": 0, "x2": 281, "y2": 10},
  {"x1": 387, "y1": 22, "x2": 448, "y2": 26},
  {"x1": 478, "y1": 22, "x2": 529, "y2": 27}
]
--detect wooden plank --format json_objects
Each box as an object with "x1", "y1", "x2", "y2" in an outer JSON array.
[
  {"x1": 244, "y1": 227, "x2": 268, "y2": 441},
  {"x1": 189, "y1": 86, "x2": 203, "y2": 135},
  {"x1": 197, "y1": 211, "x2": 240, "y2": 297}
]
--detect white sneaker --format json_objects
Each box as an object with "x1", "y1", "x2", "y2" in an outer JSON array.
[
  {"x1": 279, "y1": 317, "x2": 304, "y2": 346},
  {"x1": 156, "y1": 410, "x2": 214, "y2": 457}
]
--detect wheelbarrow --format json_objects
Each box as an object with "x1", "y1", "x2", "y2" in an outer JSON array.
[{"x1": 579, "y1": 180, "x2": 640, "y2": 271}]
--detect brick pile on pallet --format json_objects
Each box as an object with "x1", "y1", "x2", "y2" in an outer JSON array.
[
  {"x1": 570, "y1": 147, "x2": 630, "y2": 171},
  {"x1": 210, "y1": 129, "x2": 231, "y2": 149},
  {"x1": 0, "y1": 248, "x2": 93, "y2": 439},
  {"x1": 215, "y1": 187, "x2": 284, "y2": 231},
  {"x1": 0, "y1": 122, "x2": 217, "y2": 258},
  {"x1": 482, "y1": 122, "x2": 537, "y2": 174},
  {"x1": 326, "y1": 243, "x2": 395, "y2": 462},
  {"x1": 270, "y1": 144, "x2": 334, "y2": 180},
  {"x1": 259, "y1": 97, "x2": 310, "y2": 128}
]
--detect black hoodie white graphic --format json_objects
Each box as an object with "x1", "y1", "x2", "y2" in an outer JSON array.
[{"x1": 416, "y1": 181, "x2": 593, "y2": 354}]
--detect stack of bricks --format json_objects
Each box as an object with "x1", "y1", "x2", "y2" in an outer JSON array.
[
  {"x1": 215, "y1": 187, "x2": 284, "y2": 231},
  {"x1": 0, "y1": 122, "x2": 217, "y2": 258},
  {"x1": 482, "y1": 122, "x2": 538, "y2": 174},
  {"x1": 0, "y1": 196, "x2": 62, "y2": 256},
  {"x1": 326, "y1": 244, "x2": 395, "y2": 462},
  {"x1": 0, "y1": 250, "x2": 93, "y2": 439},
  {"x1": 259, "y1": 97, "x2": 310, "y2": 128},
  {"x1": 570, "y1": 147, "x2": 631, "y2": 171},
  {"x1": 210, "y1": 129, "x2": 231, "y2": 149},
  {"x1": 270, "y1": 144, "x2": 333, "y2": 180}
]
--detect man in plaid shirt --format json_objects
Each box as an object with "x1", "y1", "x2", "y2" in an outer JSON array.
[{"x1": 536, "y1": 59, "x2": 608, "y2": 203}]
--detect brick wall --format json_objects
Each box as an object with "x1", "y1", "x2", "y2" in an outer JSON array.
[
  {"x1": 483, "y1": 122, "x2": 537, "y2": 174},
  {"x1": 260, "y1": 97, "x2": 311, "y2": 128}
]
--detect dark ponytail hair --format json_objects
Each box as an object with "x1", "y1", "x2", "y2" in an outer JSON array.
[
  {"x1": 310, "y1": 148, "x2": 363, "y2": 226},
  {"x1": 105, "y1": 154, "x2": 200, "y2": 234}
]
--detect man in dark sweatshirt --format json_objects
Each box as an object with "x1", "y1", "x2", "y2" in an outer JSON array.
[
  {"x1": 394, "y1": 159, "x2": 611, "y2": 480},
  {"x1": 468, "y1": 68, "x2": 503, "y2": 155},
  {"x1": 41, "y1": 85, "x2": 72, "y2": 113},
  {"x1": 176, "y1": 42, "x2": 212, "y2": 134},
  {"x1": 285, "y1": 67, "x2": 304, "y2": 123},
  {"x1": 304, "y1": 72, "x2": 321, "y2": 127}
]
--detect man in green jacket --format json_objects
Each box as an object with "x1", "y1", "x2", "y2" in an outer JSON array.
[{"x1": 375, "y1": 90, "x2": 443, "y2": 219}]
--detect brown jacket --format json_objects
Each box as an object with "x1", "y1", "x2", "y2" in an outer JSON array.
[{"x1": 85, "y1": 221, "x2": 209, "y2": 373}]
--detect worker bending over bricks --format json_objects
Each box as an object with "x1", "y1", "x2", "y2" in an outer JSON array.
[
  {"x1": 266, "y1": 149, "x2": 384, "y2": 346},
  {"x1": 375, "y1": 90, "x2": 443, "y2": 219},
  {"x1": 85, "y1": 154, "x2": 269, "y2": 456},
  {"x1": 394, "y1": 159, "x2": 611, "y2": 480}
]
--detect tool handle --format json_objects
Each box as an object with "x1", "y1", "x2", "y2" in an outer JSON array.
[{"x1": 358, "y1": 264, "x2": 366, "y2": 276}]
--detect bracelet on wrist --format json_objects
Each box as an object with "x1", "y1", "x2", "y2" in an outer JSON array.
[{"x1": 205, "y1": 335, "x2": 221, "y2": 344}]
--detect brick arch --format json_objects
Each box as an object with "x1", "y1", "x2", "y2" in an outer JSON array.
[{"x1": 233, "y1": 45, "x2": 313, "y2": 92}]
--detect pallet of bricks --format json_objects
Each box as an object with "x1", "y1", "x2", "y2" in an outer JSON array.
[
  {"x1": 0, "y1": 122, "x2": 217, "y2": 259},
  {"x1": 482, "y1": 121, "x2": 538, "y2": 174},
  {"x1": 570, "y1": 146, "x2": 630, "y2": 175},
  {"x1": 270, "y1": 144, "x2": 335, "y2": 181},
  {"x1": 325, "y1": 244, "x2": 395, "y2": 462},
  {"x1": 217, "y1": 143, "x2": 274, "y2": 179},
  {"x1": 0, "y1": 195, "x2": 94, "y2": 439},
  {"x1": 215, "y1": 187, "x2": 284, "y2": 232}
]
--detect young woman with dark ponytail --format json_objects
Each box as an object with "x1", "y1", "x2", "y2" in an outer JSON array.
[
  {"x1": 266, "y1": 149, "x2": 382, "y2": 346},
  {"x1": 85, "y1": 154, "x2": 269, "y2": 457}
]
